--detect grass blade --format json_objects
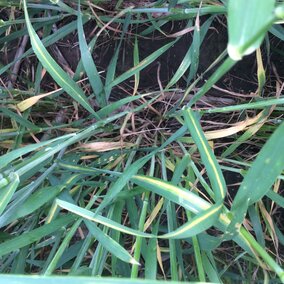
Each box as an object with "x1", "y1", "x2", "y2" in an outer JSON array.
[
  {"x1": 22, "y1": 0, "x2": 98, "y2": 117},
  {"x1": 77, "y1": 2, "x2": 106, "y2": 107},
  {"x1": 183, "y1": 108, "x2": 226, "y2": 201},
  {"x1": 131, "y1": 175, "x2": 210, "y2": 214},
  {"x1": 0, "y1": 173, "x2": 20, "y2": 215},
  {"x1": 227, "y1": 0, "x2": 275, "y2": 60},
  {"x1": 227, "y1": 121, "x2": 284, "y2": 235}
]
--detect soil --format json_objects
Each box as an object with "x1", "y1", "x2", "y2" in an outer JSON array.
[{"x1": 2, "y1": 15, "x2": 283, "y2": 99}]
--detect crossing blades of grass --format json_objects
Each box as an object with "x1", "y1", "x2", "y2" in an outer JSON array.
[
  {"x1": 109, "y1": 40, "x2": 177, "y2": 88},
  {"x1": 166, "y1": 16, "x2": 213, "y2": 88},
  {"x1": 132, "y1": 175, "x2": 222, "y2": 239},
  {"x1": 0, "y1": 214, "x2": 76, "y2": 257},
  {"x1": 56, "y1": 199, "x2": 154, "y2": 238},
  {"x1": 0, "y1": 135, "x2": 73, "y2": 170},
  {"x1": 85, "y1": 220, "x2": 139, "y2": 265},
  {"x1": 22, "y1": 0, "x2": 98, "y2": 117}
]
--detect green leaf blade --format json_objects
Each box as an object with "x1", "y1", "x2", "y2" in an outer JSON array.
[{"x1": 23, "y1": 0, "x2": 98, "y2": 117}]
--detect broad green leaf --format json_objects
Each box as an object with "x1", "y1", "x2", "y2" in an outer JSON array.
[
  {"x1": 183, "y1": 108, "x2": 226, "y2": 201},
  {"x1": 227, "y1": 0, "x2": 275, "y2": 60},
  {"x1": 22, "y1": 0, "x2": 98, "y2": 117},
  {"x1": 85, "y1": 220, "x2": 139, "y2": 265}
]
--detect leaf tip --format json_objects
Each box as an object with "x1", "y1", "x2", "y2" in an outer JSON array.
[
  {"x1": 130, "y1": 258, "x2": 140, "y2": 266},
  {"x1": 227, "y1": 44, "x2": 243, "y2": 61}
]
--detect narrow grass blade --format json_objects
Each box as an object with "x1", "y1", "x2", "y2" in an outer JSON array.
[
  {"x1": 104, "y1": 13, "x2": 131, "y2": 100},
  {"x1": 22, "y1": 0, "x2": 98, "y2": 117},
  {"x1": 167, "y1": 17, "x2": 213, "y2": 88},
  {"x1": 192, "y1": 235, "x2": 205, "y2": 281},
  {"x1": 171, "y1": 154, "x2": 190, "y2": 185},
  {"x1": 206, "y1": 96, "x2": 284, "y2": 113},
  {"x1": 187, "y1": 12, "x2": 200, "y2": 83},
  {"x1": 235, "y1": 121, "x2": 284, "y2": 205},
  {"x1": 221, "y1": 109, "x2": 270, "y2": 158},
  {"x1": 183, "y1": 108, "x2": 226, "y2": 201},
  {"x1": 44, "y1": 219, "x2": 82, "y2": 276},
  {"x1": 266, "y1": 190, "x2": 284, "y2": 208},
  {"x1": 133, "y1": 36, "x2": 140, "y2": 95},
  {"x1": 256, "y1": 48, "x2": 266, "y2": 95},
  {"x1": 17, "y1": 92, "x2": 54, "y2": 112},
  {"x1": 0, "y1": 173, "x2": 19, "y2": 215},
  {"x1": 77, "y1": 2, "x2": 106, "y2": 107},
  {"x1": 188, "y1": 57, "x2": 236, "y2": 107}
]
